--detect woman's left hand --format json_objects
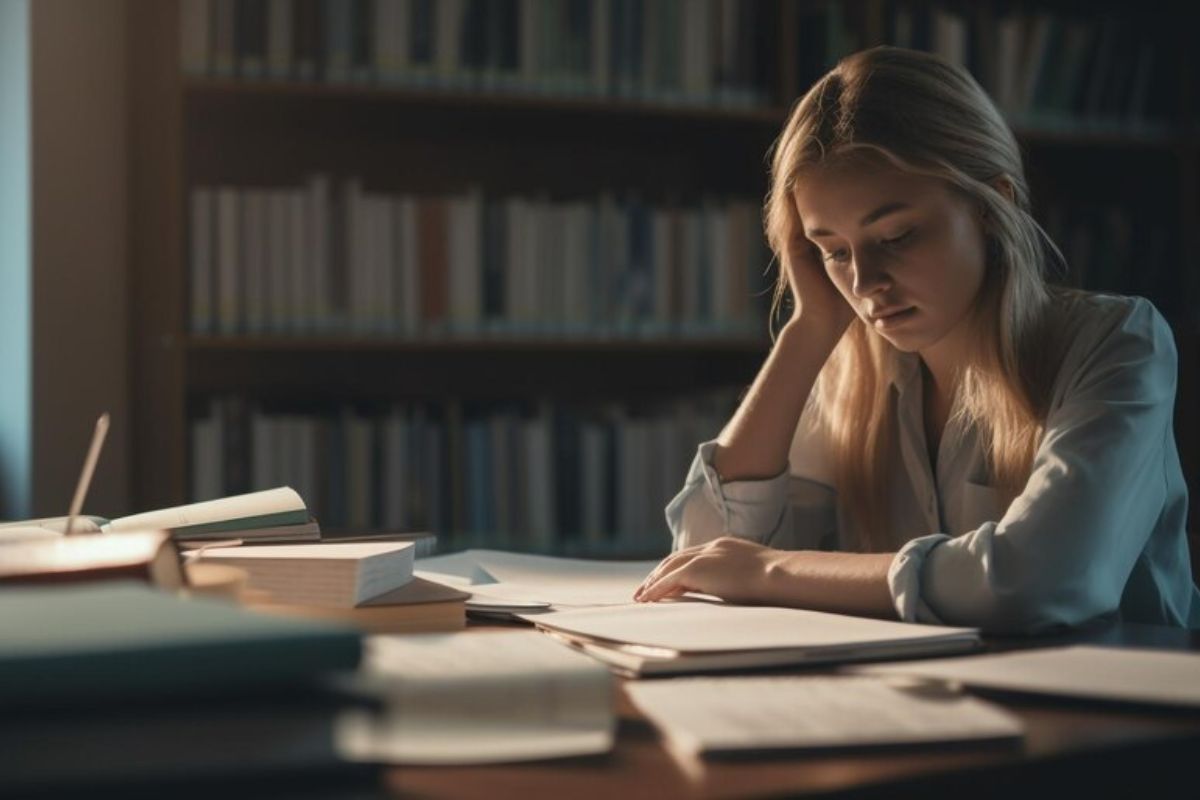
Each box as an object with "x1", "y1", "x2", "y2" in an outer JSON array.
[{"x1": 633, "y1": 537, "x2": 785, "y2": 604}]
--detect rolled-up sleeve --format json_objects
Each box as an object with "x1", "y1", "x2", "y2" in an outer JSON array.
[
  {"x1": 664, "y1": 440, "x2": 790, "y2": 551},
  {"x1": 888, "y1": 298, "x2": 1179, "y2": 634},
  {"x1": 664, "y1": 437, "x2": 839, "y2": 553}
]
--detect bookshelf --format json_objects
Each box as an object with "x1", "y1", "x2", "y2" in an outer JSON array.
[{"x1": 129, "y1": 1, "x2": 1200, "y2": 560}]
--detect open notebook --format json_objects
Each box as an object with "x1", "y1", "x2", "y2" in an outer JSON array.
[{"x1": 528, "y1": 599, "x2": 981, "y2": 676}]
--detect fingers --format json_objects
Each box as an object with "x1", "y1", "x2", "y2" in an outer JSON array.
[
  {"x1": 637, "y1": 557, "x2": 705, "y2": 603},
  {"x1": 634, "y1": 542, "x2": 709, "y2": 600}
]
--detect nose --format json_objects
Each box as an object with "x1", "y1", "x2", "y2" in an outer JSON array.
[{"x1": 849, "y1": 251, "x2": 892, "y2": 298}]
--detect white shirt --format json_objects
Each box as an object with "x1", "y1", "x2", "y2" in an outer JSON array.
[{"x1": 665, "y1": 291, "x2": 1200, "y2": 634}]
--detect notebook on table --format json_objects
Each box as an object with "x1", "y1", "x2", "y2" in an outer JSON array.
[{"x1": 528, "y1": 599, "x2": 982, "y2": 677}]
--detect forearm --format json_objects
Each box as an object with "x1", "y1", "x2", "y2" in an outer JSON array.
[
  {"x1": 765, "y1": 550, "x2": 898, "y2": 619},
  {"x1": 713, "y1": 315, "x2": 843, "y2": 482}
]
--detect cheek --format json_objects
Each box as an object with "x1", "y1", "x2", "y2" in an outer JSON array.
[{"x1": 825, "y1": 263, "x2": 853, "y2": 295}]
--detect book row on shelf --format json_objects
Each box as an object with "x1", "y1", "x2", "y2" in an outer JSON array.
[
  {"x1": 189, "y1": 181, "x2": 773, "y2": 338},
  {"x1": 179, "y1": 0, "x2": 773, "y2": 109},
  {"x1": 190, "y1": 393, "x2": 735, "y2": 555},
  {"x1": 1040, "y1": 202, "x2": 1193, "y2": 324},
  {"x1": 806, "y1": 2, "x2": 1177, "y2": 134}
]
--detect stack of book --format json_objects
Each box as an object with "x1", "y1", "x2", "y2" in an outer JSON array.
[
  {"x1": 0, "y1": 486, "x2": 464, "y2": 633},
  {"x1": 192, "y1": 539, "x2": 467, "y2": 633},
  {"x1": 0, "y1": 582, "x2": 374, "y2": 794}
]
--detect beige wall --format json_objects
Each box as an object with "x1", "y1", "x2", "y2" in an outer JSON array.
[{"x1": 30, "y1": 0, "x2": 130, "y2": 517}]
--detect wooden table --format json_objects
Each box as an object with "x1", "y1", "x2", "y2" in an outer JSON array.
[{"x1": 386, "y1": 621, "x2": 1200, "y2": 799}]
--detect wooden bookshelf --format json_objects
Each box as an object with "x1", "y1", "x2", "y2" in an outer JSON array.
[{"x1": 129, "y1": 1, "x2": 1200, "y2": 557}]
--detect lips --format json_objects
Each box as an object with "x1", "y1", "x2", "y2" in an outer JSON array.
[{"x1": 867, "y1": 306, "x2": 914, "y2": 322}]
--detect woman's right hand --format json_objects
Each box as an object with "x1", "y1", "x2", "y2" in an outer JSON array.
[{"x1": 781, "y1": 202, "x2": 856, "y2": 338}]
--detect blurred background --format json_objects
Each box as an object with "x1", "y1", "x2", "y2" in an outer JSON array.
[{"x1": 0, "y1": 0, "x2": 1196, "y2": 562}]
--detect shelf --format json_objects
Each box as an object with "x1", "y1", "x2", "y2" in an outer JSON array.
[
  {"x1": 183, "y1": 77, "x2": 789, "y2": 127},
  {"x1": 186, "y1": 335, "x2": 771, "y2": 353},
  {"x1": 186, "y1": 336, "x2": 769, "y2": 402},
  {"x1": 184, "y1": 78, "x2": 1199, "y2": 152},
  {"x1": 1012, "y1": 123, "x2": 1193, "y2": 150},
  {"x1": 182, "y1": 79, "x2": 778, "y2": 196}
]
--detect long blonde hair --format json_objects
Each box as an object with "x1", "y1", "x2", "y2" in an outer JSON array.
[{"x1": 764, "y1": 46, "x2": 1077, "y2": 551}]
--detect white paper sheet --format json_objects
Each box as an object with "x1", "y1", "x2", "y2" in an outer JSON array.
[
  {"x1": 851, "y1": 645, "x2": 1200, "y2": 708},
  {"x1": 415, "y1": 549, "x2": 658, "y2": 608},
  {"x1": 336, "y1": 631, "x2": 615, "y2": 764},
  {"x1": 627, "y1": 675, "x2": 1023, "y2": 756}
]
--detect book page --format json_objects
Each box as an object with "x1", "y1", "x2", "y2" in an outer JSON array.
[
  {"x1": 0, "y1": 516, "x2": 105, "y2": 534},
  {"x1": 852, "y1": 645, "x2": 1200, "y2": 708},
  {"x1": 626, "y1": 675, "x2": 1023, "y2": 755},
  {"x1": 109, "y1": 487, "x2": 306, "y2": 533},
  {"x1": 336, "y1": 631, "x2": 614, "y2": 764}
]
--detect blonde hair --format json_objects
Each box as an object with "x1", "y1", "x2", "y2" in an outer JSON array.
[{"x1": 763, "y1": 46, "x2": 1078, "y2": 551}]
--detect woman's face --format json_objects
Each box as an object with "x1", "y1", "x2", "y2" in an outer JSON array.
[{"x1": 791, "y1": 158, "x2": 989, "y2": 359}]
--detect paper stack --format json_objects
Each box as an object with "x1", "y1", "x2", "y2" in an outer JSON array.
[
  {"x1": 627, "y1": 674, "x2": 1023, "y2": 763},
  {"x1": 529, "y1": 599, "x2": 982, "y2": 676},
  {"x1": 337, "y1": 630, "x2": 614, "y2": 764},
  {"x1": 851, "y1": 645, "x2": 1200, "y2": 708}
]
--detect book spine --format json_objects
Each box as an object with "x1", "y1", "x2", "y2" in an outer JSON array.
[
  {"x1": 211, "y1": 0, "x2": 237, "y2": 77},
  {"x1": 180, "y1": 0, "x2": 213, "y2": 76},
  {"x1": 236, "y1": 0, "x2": 268, "y2": 79},
  {"x1": 189, "y1": 188, "x2": 214, "y2": 335},
  {"x1": 265, "y1": 0, "x2": 293, "y2": 79}
]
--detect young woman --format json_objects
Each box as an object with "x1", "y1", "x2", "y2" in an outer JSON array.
[{"x1": 634, "y1": 46, "x2": 1199, "y2": 634}]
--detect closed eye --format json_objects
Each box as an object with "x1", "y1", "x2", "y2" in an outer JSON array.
[
  {"x1": 823, "y1": 229, "x2": 914, "y2": 264},
  {"x1": 883, "y1": 229, "x2": 914, "y2": 247}
]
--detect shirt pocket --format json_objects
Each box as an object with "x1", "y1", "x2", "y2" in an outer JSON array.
[{"x1": 959, "y1": 479, "x2": 1004, "y2": 532}]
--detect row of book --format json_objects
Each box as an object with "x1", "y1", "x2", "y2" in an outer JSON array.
[
  {"x1": 189, "y1": 181, "x2": 774, "y2": 338},
  {"x1": 1041, "y1": 202, "x2": 1192, "y2": 324},
  {"x1": 191, "y1": 394, "x2": 736, "y2": 554},
  {"x1": 179, "y1": 0, "x2": 773, "y2": 108},
  {"x1": 810, "y1": 3, "x2": 1177, "y2": 134}
]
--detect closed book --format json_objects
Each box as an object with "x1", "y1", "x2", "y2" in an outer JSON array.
[
  {"x1": 196, "y1": 541, "x2": 416, "y2": 607},
  {"x1": 0, "y1": 582, "x2": 362, "y2": 707},
  {"x1": 0, "y1": 688, "x2": 377, "y2": 793},
  {"x1": 245, "y1": 576, "x2": 468, "y2": 633},
  {"x1": 0, "y1": 530, "x2": 185, "y2": 590}
]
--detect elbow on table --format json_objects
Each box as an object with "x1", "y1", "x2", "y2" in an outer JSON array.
[{"x1": 956, "y1": 577, "x2": 1121, "y2": 636}]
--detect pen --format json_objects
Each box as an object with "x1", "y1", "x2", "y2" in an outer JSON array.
[{"x1": 64, "y1": 413, "x2": 110, "y2": 536}]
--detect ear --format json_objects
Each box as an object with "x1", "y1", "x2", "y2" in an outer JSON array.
[{"x1": 989, "y1": 176, "x2": 1015, "y2": 206}]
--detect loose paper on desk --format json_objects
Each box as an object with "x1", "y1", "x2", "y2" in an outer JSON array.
[
  {"x1": 336, "y1": 630, "x2": 615, "y2": 764},
  {"x1": 626, "y1": 675, "x2": 1022, "y2": 765},
  {"x1": 415, "y1": 548, "x2": 658, "y2": 608},
  {"x1": 851, "y1": 645, "x2": 1200, "y2": 708}
]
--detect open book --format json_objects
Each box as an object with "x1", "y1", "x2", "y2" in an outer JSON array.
[{"x1": 0, "y1": 487, "x2": 319, "y2": 545}]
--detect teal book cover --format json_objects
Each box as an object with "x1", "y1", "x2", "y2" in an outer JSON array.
[{"x1": 0, "y1": 582, "x2": 362, "y2": 707}]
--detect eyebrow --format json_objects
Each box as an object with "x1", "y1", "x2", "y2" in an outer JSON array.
[{"x1": 806, "y1": 202, "x2": 912, "y2": 238}]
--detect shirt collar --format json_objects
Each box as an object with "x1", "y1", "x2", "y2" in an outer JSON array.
[{"x1": 889, "y1": 349, "x2": 923, "y2": 396}]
